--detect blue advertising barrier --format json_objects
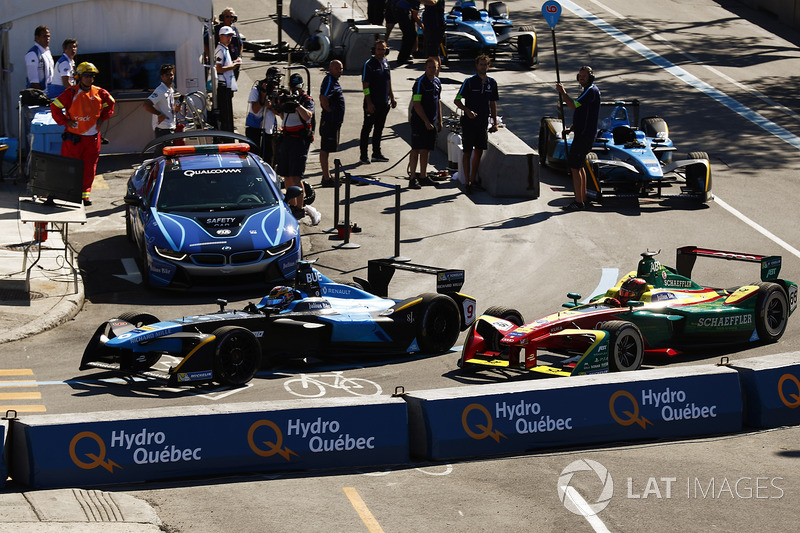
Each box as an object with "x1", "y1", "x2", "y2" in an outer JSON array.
[
  {"x1": 404, "y1": 365, "x2": 742, "y2": 461},
  {"x1": 729, "y1": 352, "x2": 800, "y2": 428},
  {"x1": 10, "y1": 396, "x2": 408, "y2": 489}
]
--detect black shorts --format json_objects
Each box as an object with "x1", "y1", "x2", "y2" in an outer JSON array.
[
  {"x1": 410, "y1": 120, "x2": 437, "y2": 150},
  {"x1": 461, "y1": 116, "x2": 488, "y2": 151},
  {"x1": 568, "y1": 134, "x2": 595, "y2": 169},
  {"x1": 276, "y1": 135, "x2": 311, "y2": 176},
  {"x1": 319, "y1": 120, "x2": 341, "y2": 153}
]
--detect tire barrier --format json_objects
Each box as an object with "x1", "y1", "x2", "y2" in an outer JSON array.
[
  {"x1": 8, "y1": 396, "x2": 409, "y2": 489},
  {"x1": 729, "y1": 353, "x2": 800, "y2": 428},
  {"x1": 6, "y1": 355, "x2": 800, "y2": 487}
]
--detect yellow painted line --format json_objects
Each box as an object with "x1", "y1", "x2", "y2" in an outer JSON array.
[
  {"x1": 0, "y1": 369, "x2": 34, "y2": 376},
  {"x1": 0, "y1": 405, "x2": 46, "y2": 413},
  {"x1": 0, "y1": 392, "x2": 41, "y2": 400},
  {"x1": 343, "y1": 487, "x2": 384, "y2": 533}
]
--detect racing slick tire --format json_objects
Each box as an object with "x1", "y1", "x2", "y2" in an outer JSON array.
[
  {"x1": 482, "y1": 306, "x2": 524, "y2": 351},
  {"x1": 116, "y1": 312, "x2": 162, "y2": 369},
  {"x1": 603, "y1": 320, "x2": 644, "y2": 372},
  {"x1": 538, "y1": 117, "x2": 562, "y2": 168},
  {"x1": 417, "y1": 294, "x2": 462, "y2": 353},
  {"x1": 755, "y1": 282, "x2": 789, "y2": 342},
  {"x1": 517, "y1": 33, "x2": 537, "y2": 68},
  {"x1": 686, "y1": 151, "x2": 712, "y2": 203},
  {"x1": 212, "y1": 326, "x2": 263, "y2": 386},
  {"x1": 584, "y1": 152, "x2": 603, "y2": 202},
  {"x1": 640, "y1": 116, "x2": 668, "y2": 139},
  {"x1": 488, "y1": 2, "x2": 508, "y2": 18}
]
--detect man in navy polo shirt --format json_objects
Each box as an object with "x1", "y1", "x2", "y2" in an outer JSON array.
[
  {"x1": 319, "y1": 60, "x2": 345, "y2": 187},
  {"x1": 409, "y1": 57, "x2": 442, "y2": 189},
  {"x1": 359, "y1": 40, "x2": 397, "y2": 164},
  {"x1": 454, "y1": 54, "x2": 498, "y2": 194}
]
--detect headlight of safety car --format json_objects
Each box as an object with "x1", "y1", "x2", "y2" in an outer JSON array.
[
  {"x1": 154, "y1": 246, "x2": 188, "y2": 261},
  {"x1": 266, "y1": 238, "x2": 296, "y2": 257}
]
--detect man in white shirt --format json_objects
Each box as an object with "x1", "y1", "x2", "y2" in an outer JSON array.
[
  {"x1": 215, "y1": 25, "x2": 241, "y2": 132},
  {"x1": 25, "y1": 25, "x2": 55, "y2": 96},
  {"x1": 50, "y1": 38, "x2": 78, "y2": 98},
  {"x1": 143, "y1": 64, "x2": 179, "y2": 139},
  {"x1": 246, "y1": 66, "x2": 281, "y2": 166}
]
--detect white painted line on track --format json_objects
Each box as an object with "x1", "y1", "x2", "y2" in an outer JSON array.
[
  {"x1": 563, "y1": 486, "x2": 612, "y2": 533},
  {"x1": 560, "y1": 0, "x2": 800, "y2": 150},
  {"x1": 713, "y1": 197, "x2": 800, "y2": 261},
  {"x1": 583, "y1": 268, "x2": 619, "y2": 303}
]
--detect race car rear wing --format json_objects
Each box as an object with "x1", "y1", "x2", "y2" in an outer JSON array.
[
  {"x1": 358, "y1": 258, "x2": 465, "y2": 298},
  {"x1": 676, "y1": 246, "x2": 781, "y2": 282}
]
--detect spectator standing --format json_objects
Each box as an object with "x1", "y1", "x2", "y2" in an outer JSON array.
[
  {"x1": 454, "y1": 54, "x2": 498, "y2": 194},
  {"x1": 367, "y1": 0, "x2": 386, "y2": 25},
  {"x1": 421, "y1": 0, "x2": 445, "y2": 60},
  {"x1": 50, "y1": 62, "x2": 115, "y2": 206},
  {"x1": 556, "y1": 65, "x2": 601, "y2": 210},
  {"x1": 142, "y1": 64, "x2": 179, "y2": 140},
  {"x1": 319, "y1": 60, "x2": 345, "y2": 187},
  {"x1": 390, "y1": 0, "x2": 421, "y2": 64},
  {"x1": 277, "y1": 73, "x2": 315, "y2": 221},
  {"x1": 49, "y1": 38, "x2": 77, "y2": 97},
  {"x1": 408, "y1": 57, "x2": 442, "y2": 189},
  {"x1": 215, "y1": 26, "x2": 241, "y2": 132},
  {"x1": 25, "y1": 26, "x2": 55, "y2": 96},
  {"x1": 246, "y1": 67, "x2": 281, "y2": 166},
  {"x1": 213, "y1": 7, "x2": 243, "y2": 80},
  {"x1": 359, "y1": 40, "x2": 396, "y2": 164}
]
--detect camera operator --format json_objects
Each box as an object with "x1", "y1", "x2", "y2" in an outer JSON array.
[
  {"x1": 276, "y1": 73, "x2": 315, "y2": 220},
  {"x1": 246, "y1": 66, "x2": 281, "y2": 166}
]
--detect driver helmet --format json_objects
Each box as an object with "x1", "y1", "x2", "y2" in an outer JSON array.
[
  {"x1": 618, "y1": 277, "x2": 648, "y2": 303},
  {"x1": 266, "y1": 285, "x2": 296, "y2": 309}
]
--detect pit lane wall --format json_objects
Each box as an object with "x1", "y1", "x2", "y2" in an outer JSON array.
[{"x1": 6, "y1": 355, "x2": 800, "y2": 488}]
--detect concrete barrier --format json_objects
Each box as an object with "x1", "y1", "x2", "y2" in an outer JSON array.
[
  {"x1": 0, "y1": 418, "x2": 7, "y2": 489},
  {"x1": 403, "y1": 365, "x2": 742, "y2": 461},
  {"x1": 9, "y1": 396, "x2": 408, "y2": 489},
  {"x1": 439, "y1": 89, "x2": 539, "y2": 199},
  {"x1": 729, "y1": 352, "x2": 800, "y2": 428}
]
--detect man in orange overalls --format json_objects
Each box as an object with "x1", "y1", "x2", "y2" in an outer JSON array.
[{"x1": 50, "y1": 61, "x2": 115, "y2": 206}]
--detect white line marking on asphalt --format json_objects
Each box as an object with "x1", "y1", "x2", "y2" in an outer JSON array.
[
  {"x1": 563, "y1": 486, "x2": 612, "y2": 533},
  {"x1": 589, "y1": 0, "x2": 624, "y2": 19},
  {"x1": 113, "y1": 257, "x2": 142, "y2": 284},
  {"x1": 583, "y1": 268, "x2": 619, "y2": 303},
  {"x1": 713, "y1": 197, "x2": 800, "y2": 260}
]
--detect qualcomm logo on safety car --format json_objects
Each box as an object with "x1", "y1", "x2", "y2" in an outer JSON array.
[
  {"x1": 557, "y1": 459, "x2": 614, "y2": 516},
  {"x1": 184, "y1": 168, "x2": 242, "y2": 177}
]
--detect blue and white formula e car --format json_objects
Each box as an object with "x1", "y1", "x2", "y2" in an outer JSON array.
[
  {"x1": 439, "y1": 1, "x2": 537, "y2": 67},
  {"x1": 125, "y1": 132, "x2": 302, "y2": 289},
  {"x1": 539, "y1": 100, "x2": 713, "y2": 204},
  {"x1": 80, "y1": 260, "x2": 477, "y2": 386}
]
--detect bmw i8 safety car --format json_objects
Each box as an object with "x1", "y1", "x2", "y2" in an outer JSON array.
[
  {"x1": 81, "y1": 260, "x2": 477, "y2": 386},
  {"x1": 459, "y1": 246, "x2": 796, "y2": 376},
  {"x1": 435, "y1": 1, "x2": 537, "y2": 67},
  {"x1": 125, "y1": 131, "x2": 302, "y2": 289},
  {"x1": 539, "y1": 100, "x2": 712, "y2": 203}
]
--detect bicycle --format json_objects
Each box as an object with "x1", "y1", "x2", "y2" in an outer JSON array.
[
  {"x1": 283, "y1": 371, "x2": 382, "y2": 398},
  {"x1": 176, "y1": 91, "x2": 211, "y2": 131}
]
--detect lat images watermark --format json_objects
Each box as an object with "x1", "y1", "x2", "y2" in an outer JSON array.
[{"x1": 557, "y1": 460, "x2": 785, "y2": 516}]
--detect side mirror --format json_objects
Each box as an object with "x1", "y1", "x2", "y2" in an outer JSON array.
[
  {"x1": 284, "y1": 185, "x2": 303, "y2": 201},
  {"x1": 123, "y1": 193, "x2": 142, "y2": 206}
]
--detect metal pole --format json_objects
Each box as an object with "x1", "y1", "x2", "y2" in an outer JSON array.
[
  {"x1": 333, "y1": 158, "x2": 341, "y2": 232},
  {"x1": 551, "y1": 28, "x2": 569, "y2": 163},
  {"x1": 343, "y1": 171, "x2": 351, "y2": 244},
  {"x1": 394, "y1": 185, "x2": 400, "y2": 258}
]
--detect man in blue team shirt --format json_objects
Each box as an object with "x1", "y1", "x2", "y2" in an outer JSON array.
[
  {"x1": 409, "y1": 57, "x2": 442, "y2": 189},
  {"x1": 319, "y1": 60, "x2": 345, "y2": 187},
  {"x1": 454, "y1": 54, "x2": 498, "y2": 194},
  {"x1": 421, "y1": 0, "x2": 446, "y2": 60},
  {"x1": 557, "y1": 65, "x2": 601, "y2": 210},
  {"x1": 359, "y1": 40, "x2": 397, "y2": 164}
]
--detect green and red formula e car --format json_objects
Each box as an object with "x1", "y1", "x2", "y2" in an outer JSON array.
[{"x1": 459, "y1": 247, "x2": 797, "y2": 377}]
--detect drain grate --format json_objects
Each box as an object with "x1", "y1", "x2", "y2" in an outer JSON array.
[{"x1": 0, "y1": 288, "x2": 44, "y2": 301}]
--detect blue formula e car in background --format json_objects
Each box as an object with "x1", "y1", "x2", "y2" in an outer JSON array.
[
  {"x1": 80, "y1": 260, "x2": 477, "y2": 387},
  {"x1": 125, "y1": 132, "x2": 302, "y2": 289},
  {"x1": 539, "y1": 100, "x2": 713, "y2": 204},
  {"x1": 434, "y1": 1, "x2": 537, "y2": 67}
]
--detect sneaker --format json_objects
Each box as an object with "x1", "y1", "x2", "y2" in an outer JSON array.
[
  {"x1": 82, "y1": 198, "x2": 92, "y2": 206},
  {"x1": 320, "y1": 177, "x2": 335, "y2": 188},
  {"x1": 408, "y1": 178, "x2": 421, "y2": 190},
  {"x1": 562, "y1": 201, "x2": 585, "y2": 211},
  {"x1": 418, "y1": 175, "x2": 435, "y2": 186},
  {"x1": 371, "y1": 153, "x2": 389, "y2": 162},
  {"x1": 304, "y1": 205, "x2": 322, "y2": 225},
  {"x1": 359, "y1": 155, "x2": 370, "y2": 164},
  {"x1": 291, "y1": 206, "x2": 306, "y2": 219}
]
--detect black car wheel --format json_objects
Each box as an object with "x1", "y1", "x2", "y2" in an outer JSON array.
[
  {"x1": 482, "y1": 306, "x2": 524, "y2": 352},
  {"x1": 417, "y1": 294, "x2": 461, "y2": 353},
  {"x1": 686, "y1": 151, "x2": 712, "y2": 203},
  {"x1": 603, "y1": 320, "x2": 644, "y2": 372},
  {"x1": 117, "y1": 312, "x2": 162, "y2": 369},
  {"x1": 212, "y1": 326, "x2": 262, "y2": 386},
  {"x1": 755, "y1": 282, "x2": 789, "y2": 342}
]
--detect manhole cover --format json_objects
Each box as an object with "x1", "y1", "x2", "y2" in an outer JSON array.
[{"x1": 0, "y1": 289, "x2": 44, "y2": 301}]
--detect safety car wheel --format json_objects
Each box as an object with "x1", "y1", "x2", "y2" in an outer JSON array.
[
  {"x1": 117, "y1": 312, "x2": 162, "y2": 369},
  {"x1": 482, "y1": 306, "x2": 524, "y2": 351},
  {"x1": 125, "y1": 208, "x2": 133, "y2": 243},
  {"x1": 686, "y1": 151, "x2": 712, "y2": 203},
  {"x1": 755, "y1": 282, "x2": 789, "y2": 342},
  {"x1": 417, "y1": 294, "x2": 461, "y2": 353},
  {"x1": 603, "y1": 321, "x2": 644, "y2": 372},
  {"x1": 212, "y1": 326, "x2": 262, "y2": 386}
]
